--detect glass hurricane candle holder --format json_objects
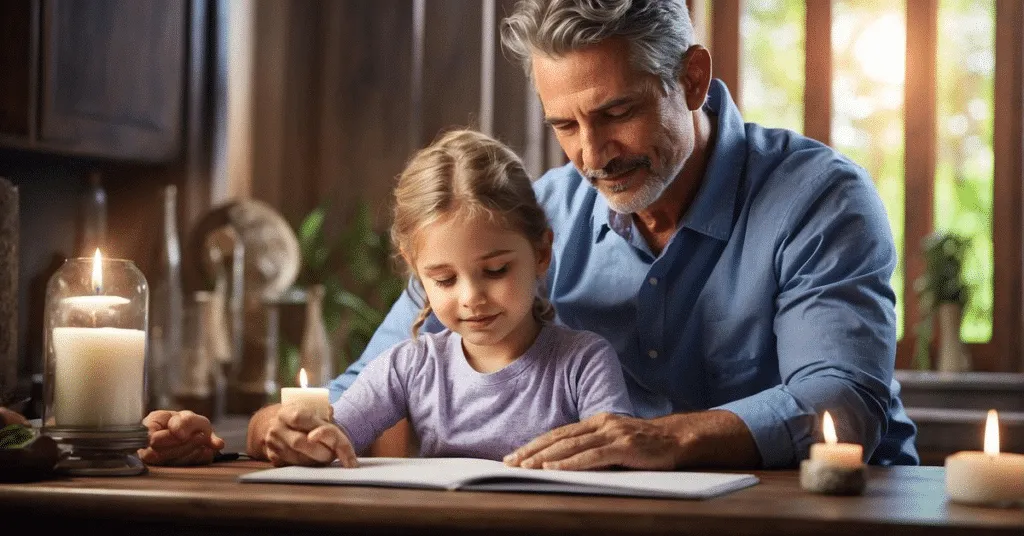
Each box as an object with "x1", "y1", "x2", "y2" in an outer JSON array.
[{"x1": 41, "y1": 251, "x2": 149, "y2": 476}]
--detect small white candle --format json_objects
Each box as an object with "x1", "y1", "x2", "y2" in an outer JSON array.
[
  {"x1": 945, "y1": 409, "x2": 1024, "y2": 506},
  {"x1": 280, "y1": 368, "x2": 331, "y2": 420},
  {"x1": 809, "y1": 411, "x2": 864, "y2": 468},
  {"x1": 51, "y1": 250, "x2": 145, "y2": 427}
]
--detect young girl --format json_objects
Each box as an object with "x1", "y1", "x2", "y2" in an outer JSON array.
[{"x1": 257, "y1": 129, "x2": 633, "y2": 466}]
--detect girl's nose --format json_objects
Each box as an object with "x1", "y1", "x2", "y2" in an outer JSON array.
[{"x1": 460, "y1": 279, "x2": 487, "y2": 307}]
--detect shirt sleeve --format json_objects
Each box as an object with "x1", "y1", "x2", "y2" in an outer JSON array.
[
  {"x1": 327, "y1": 279, "x2": 443, "y2": 402},
  {"x1": 572, "y1": 333, "x2": 635, "y2": 419},
  {"x1": 716, "y1": 165, "x2": 898, "y2": 468},
  {"x1": 330, "y1": 342, "x2": 413, "y2": 455}
]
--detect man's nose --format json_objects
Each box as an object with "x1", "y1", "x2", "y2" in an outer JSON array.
[{"x1": 580, "y1": 126, "x2": 616, "y2": 173}]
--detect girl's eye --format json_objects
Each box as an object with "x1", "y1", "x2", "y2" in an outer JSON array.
[
  {"x1": 433, "y1": 277, "x2": 456, "y2": 288},
  {"x1": 484, "y1": 264, "x2": 509, "y2": 277}
]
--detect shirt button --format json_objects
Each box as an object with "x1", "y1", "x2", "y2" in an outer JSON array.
[
  {"x1": 649, "y1": 277, "x2": 658, "y2": 286},
  {"x1": 648, "y1": 349, "x2": 658, "y2": 359}
]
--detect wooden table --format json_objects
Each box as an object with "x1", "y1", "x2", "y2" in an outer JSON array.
[{"x1": 0, "y1": 462, "x2": 1020, "y2": 536}]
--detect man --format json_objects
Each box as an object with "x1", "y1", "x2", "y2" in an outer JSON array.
[{"x1": 146, "y1": 0, "x2": 918, "y2": 469}]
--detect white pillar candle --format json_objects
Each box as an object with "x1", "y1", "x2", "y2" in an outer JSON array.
[
  {"x1": 809, "y1": 411, "x2": 864, "y2": 468},
  {"x1": 945, "y1": 410, "x2": 1024, "y2": 506},
  {"x1": 52, "y1": 326, "x2": 146, "y2": 427},
  {"x1": 281, "y1": 368, "x2": 331, "y2": 420}
]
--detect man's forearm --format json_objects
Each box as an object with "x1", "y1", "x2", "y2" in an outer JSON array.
[
  {"x1": 655, "y1": 409, "x2": 762, "y2": 468},
  {"x1": 246, "y1": 403, "x2": 281, "y2": 460}
]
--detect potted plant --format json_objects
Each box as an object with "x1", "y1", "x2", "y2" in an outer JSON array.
[
  {"x1": 912, "y1": 232, "x2": 972, "y2": 372},
  {"x1": 282, "y1": 200, "x2": 405, "y2": 386}
]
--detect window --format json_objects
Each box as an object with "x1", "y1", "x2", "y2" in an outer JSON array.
[{"x1": 700, "y1": 0, "x2": 1022, "y2": 371}]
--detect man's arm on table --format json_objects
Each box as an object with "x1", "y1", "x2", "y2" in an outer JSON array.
[
  {"x1": 508, "y1": 169, "x2": 898, "y2": 470},
  {"x1": 716, "y1": 169, "x2": 898, "y2": 468}
]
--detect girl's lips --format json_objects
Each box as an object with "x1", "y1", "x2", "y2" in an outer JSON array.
[{"x1": 462, "y1": 313, "x2": 499, "y2": 325}]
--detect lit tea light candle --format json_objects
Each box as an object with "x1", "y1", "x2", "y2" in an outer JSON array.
[
  {"x1": 800, "y1": 411, "x2": 867, "y2": 495},
  {"x1": 62, "y1": 249, "x2": 131, "y2": 312},
  {"x1": 945, "y1": 409, "x2": 1024, "y2": 507},
  {"x1": 810, "y1": 411, "x2": 864, "y2": 468},
  {"x1": 280, "y1": 368, "x2": 331, "y2": 420},
  {"x1": 51, "y1": 249, "x2": 145, "y2": 427}
]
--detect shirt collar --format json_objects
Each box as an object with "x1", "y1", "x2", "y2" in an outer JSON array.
[
  {"x1": 680, "y1": 78, "x2": 746, "y2": 241},
  {"x1": 590, "y1": 78, "x2": 747, "y2": 244}
]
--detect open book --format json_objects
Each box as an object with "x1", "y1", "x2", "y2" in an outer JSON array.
[{"x1": 239, "y1": 457, "x2": 759, "y2": 499}]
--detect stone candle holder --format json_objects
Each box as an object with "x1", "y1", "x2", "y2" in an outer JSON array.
[{"x1": 799, "y1": 459, "x2": 867, "y2": 495}]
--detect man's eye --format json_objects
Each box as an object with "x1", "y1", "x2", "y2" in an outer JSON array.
[
  {"x1": 606, "y1": 106, "x2": 632, "y2": 119},
  {"x1": 551, "y1": 122, "x2": 576, "y2": 133},
  {"x1": 434, "y1": 277, "x2": 456, "y2": 288},
  {"x1": 484, "y1": 264, "x2": 509, "y2": 277}
]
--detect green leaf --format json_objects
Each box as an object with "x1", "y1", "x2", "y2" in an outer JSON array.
[
  {"x1": 298, "y1": 206, "x2": 327, "y2": 253},
  {"x1": 335, "y1": 290, "x2": 386, "y2": 326},
  {"x1": 0, "y1": 424, "x2": 36, "y2": 449},
  {"x1": 278, "y1": 341, "x2": 301, "y2": 391}
]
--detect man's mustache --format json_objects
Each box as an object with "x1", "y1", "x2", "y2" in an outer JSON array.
[{"x1": 583, "y1": 156, "x2": 652, "y2": 181}]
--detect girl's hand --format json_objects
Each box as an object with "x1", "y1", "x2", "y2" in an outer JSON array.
[{"x1": 263, "y1": 404, "x2": 358, "y2": 468}]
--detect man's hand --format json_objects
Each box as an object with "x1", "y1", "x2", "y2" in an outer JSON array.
[
  {"x1": 137, "y1": 410, "x2": 225, "y2": 466},
  {"x1": 503, "y1": 413, "x2": 681, "y2": 470},
  {"x1": 252, "y1": 403, "x2": 357, "y2": 468},
  {"x1": 503, "y1": 410, "x2": 761, "y2": 471}
]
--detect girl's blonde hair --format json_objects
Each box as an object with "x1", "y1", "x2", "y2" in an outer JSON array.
[{"x1": 391, "y1": 129, "x2": 555, "y2": 337}]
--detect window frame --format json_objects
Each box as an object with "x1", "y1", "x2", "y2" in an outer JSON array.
[{"x1": 695, "y1": 0, "x2": 1024, "y2": 371}]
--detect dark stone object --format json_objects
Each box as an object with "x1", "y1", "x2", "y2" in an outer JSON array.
[
  {"x1": 0, "y1": 434, "x2": 59, "y2": 483},
  {"x1": 799, "y1": 459, "x2": 867, "y2": 496}
]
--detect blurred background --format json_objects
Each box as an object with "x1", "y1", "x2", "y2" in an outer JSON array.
[{"x1": 0, "y1": 0, "x2": 1021, "y2": 461}]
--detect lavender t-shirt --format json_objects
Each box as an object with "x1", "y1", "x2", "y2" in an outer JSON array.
[{"x1": 331, "y1": 324, "x2": 634, "y2": 460}]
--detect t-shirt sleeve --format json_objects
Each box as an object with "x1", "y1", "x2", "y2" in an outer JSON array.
[
  {"x1": 571, "y1": 333, "x2": 635, "y2": 419},
  {"x1": 330, "y1": 341, "x2": 412, "y2": 454}
]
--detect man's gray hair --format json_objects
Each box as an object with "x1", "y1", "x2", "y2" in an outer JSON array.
[{"x1": 500, "y1": 0, "x2": 695, "y2": 91}]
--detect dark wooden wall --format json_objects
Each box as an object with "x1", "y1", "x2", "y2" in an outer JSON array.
[
  {"x1": 240, "y1": 0, "x2": 563, "y2": 234},
  {"x1": 0, "y1": 0, "x2": 213, "y2": 410}
]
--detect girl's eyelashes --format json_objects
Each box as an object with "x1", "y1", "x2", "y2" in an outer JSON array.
[
  {"x1": 430, "y1": 264, "x2": 509, "y2": 288},
  {"x1": 484, "y1": 264, "x2": 510, "y2": 277},
  {"x1": 433, "y1": 276, "x2": 456, "y2": 288}
]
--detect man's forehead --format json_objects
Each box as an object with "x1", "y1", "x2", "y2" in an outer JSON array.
[{"x1": 531, "y1": 42, "x2": 642, "y2": 116}]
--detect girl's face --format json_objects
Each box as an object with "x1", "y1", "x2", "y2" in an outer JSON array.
[{"x1": 410, "y1": 211, "x2": 552, "y2": 364}]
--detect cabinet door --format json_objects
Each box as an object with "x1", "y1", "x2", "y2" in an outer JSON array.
[
  {"x1": 39, "y1": 0, "x2": 186, "y2": 162},
  {"x1": 0, "y1": 0, "x2": 35, "y2": 140}
]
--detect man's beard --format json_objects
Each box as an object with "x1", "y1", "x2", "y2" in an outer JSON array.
[{"x1": 583, "y1": 156, "x2": 668, "y2": 214}]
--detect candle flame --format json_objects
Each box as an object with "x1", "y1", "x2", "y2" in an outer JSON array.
[
  {"x1": 823, "y1": 411, "x2": 838, "y2": 445},
  {"x1": 984, "y1": 409, "x2": 999, "y2": 456},
  {"x1": 91, "y1": 249, "x2": 103, "y2": 293},
  {"x1": 299, "y1": 368, "x2": 308, "y2": 388}
]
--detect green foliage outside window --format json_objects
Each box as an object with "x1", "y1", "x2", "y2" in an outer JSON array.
[{"x1": 741, "y1": 0, "x2": 995, "y2": 345}]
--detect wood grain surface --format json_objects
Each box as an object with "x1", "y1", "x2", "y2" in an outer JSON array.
[{"x1": 0, "y1": 462, "x2": 1020, "y2": 536}]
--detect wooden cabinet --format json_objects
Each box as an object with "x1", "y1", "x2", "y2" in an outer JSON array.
[{"x1": 0, "y1": 0, "x2": 187, "y2": 162}]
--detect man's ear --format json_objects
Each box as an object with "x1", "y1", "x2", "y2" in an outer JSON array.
[
  {"x1": 536, "y1": 229, "x2": 554, "y2": 276},
  {"x1": 678, "y1": 44, "x2": 712, "y2": 111}
]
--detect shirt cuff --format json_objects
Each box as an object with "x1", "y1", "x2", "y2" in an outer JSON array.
[{"x1": 715, "y1": 387, "x2": 806, "y2": 468}]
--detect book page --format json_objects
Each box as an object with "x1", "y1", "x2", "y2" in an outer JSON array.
[
  {"x1": 460, "y1": 467, "x2": 759, "y2": 499},
  {"x1": 240, "y1": 457, "x2": 758, "y2": 499},
  {"x1": 239, "y1": 457, "x2": 505, "y2": 490}
]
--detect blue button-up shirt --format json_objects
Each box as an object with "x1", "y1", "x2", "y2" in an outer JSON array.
[{"x1": 329, "y1": 79, "x2": 919, "y2": 468}]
